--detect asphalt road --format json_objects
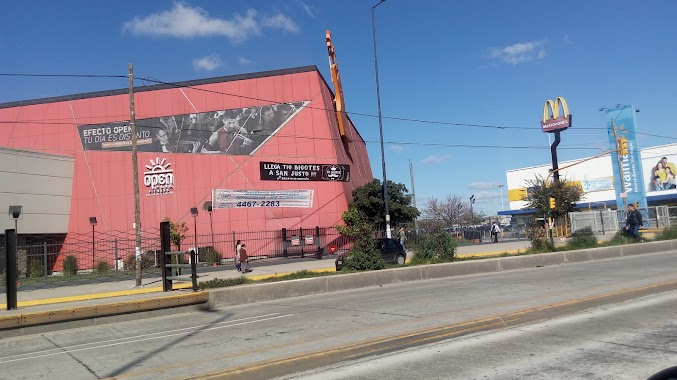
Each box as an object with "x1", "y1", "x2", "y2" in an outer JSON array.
[
  {"x1": 281, "y1": 291, "x2": 677, "y2": 380},
  {"x1": 1, "y1": 251, "x2": 676, "y2": 380}
]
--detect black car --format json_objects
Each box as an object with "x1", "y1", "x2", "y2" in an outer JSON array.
[{"x1": 335, "y1": 238, "x2": 407, "y2": 271}]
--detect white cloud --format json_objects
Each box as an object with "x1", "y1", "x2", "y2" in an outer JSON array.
[
  {"x1": 238, "y1": 56, "x2": 253, "y2": 65},
  {"x1": 389, "y1": 144, "x2": 405, "y2": 152},
  {"x1": 298, "y1": 0, "x2": 315, "y2": 17},
  {"x1": 122, "y1": 3, "x2": 299, "y2": 43},
  {"x1": 473, "y1": 191, "x2": 501, "y2": 201},
  {"x1": 421, "y1": 154, "x2": 451, "y2": 165},
  {"x1": 192, "y1": 54, "x2": 223, "y2": 71},
  {"x1": 487, "y1": 40, "x2": 546, "y2": 65},
  {"x1": 468, "y1": 181, "x2": 501, "y2": 190},
  {"x1": 563, "y1": 34, "x2": 573, "y2": 45},
  {"x1": 261, "y1": 13, "x2": 299, "y2": 33}
]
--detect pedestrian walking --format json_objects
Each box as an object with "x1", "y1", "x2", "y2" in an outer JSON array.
[
  {"x1": 398, "y1": 227, "x2": 407, "y2": 251},
  {"x1": 235, "y1": 240, "x2": 242, "y2": 272},
  {"x1": 625, "y1": 204, "x2": 643, "y2": 240},
  {"x1": 239, "y1": 244, "x2": 250, "y2": 273},
  {"x1": 491, "y1": 221, "x2": 501, "y2": 243}
]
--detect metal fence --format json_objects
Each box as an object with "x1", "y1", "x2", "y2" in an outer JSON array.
[
  {"x1": 0, "y1": 225, "x2": 350, "y2": 292},
  {"x1": 569, "y1": 206, "x2": 677, "y2": 234}
]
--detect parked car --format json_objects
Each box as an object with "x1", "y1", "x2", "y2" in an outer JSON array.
[{"x1": 335, "y1": 238, "x2": 406, "y2": 271}]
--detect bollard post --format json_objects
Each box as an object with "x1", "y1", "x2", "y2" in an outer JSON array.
[
  {"x1": 282, "y1": 228, "x2": 288, "y2": 258},
  {"x1": 316, "y1": 226, "x2": 322, "y2": 259},
  {"x1": 160, "y1": 221, "x2": 172, "y2": 292},
  {"x1": 5, "y1": 229, "x2": 18, "y2": 310},
  {"x1": 190, "y1": 249, "x2": 198, "y2": 292}
]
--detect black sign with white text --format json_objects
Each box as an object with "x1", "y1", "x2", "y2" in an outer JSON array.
[{"x1": 260, "y1": 162, "x2": 350, "y2": 182}]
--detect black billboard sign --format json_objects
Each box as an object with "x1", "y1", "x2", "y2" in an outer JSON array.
[
  {"x1": 260, "y1": 162, "x2": 350, "y2": 182},
  {"x1": 76, "y1": 101, "x2": 308, "y2": 155}
]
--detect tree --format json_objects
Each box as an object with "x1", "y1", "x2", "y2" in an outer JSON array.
[
  {"x1": 422, "y1": 195, "x2": 468, "y2": 227},
  {"x1": 348, "y1": 179, "x2": 420, "y2": 228},
  {"x1": 163, "y1": 217, "x2": 188, "y2": 250},
  {"x1": 521, "y1": 175, "x2": 584, "y2": 219}
]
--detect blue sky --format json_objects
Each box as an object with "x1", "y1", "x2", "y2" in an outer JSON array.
[{"x1": 1, "y1": 0, "x2": 675, "y2": 216}]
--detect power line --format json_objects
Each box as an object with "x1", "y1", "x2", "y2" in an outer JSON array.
[
  {"x1": 1, "y1": 73, "x2": 672, "y2": 139},
  {"x1": 0, "y1": 73, "x2": 127, "y2": 78}
]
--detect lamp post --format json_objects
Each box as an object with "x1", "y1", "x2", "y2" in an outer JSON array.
[
  {"x1": 203, "y1": 201, "x2": 214, "y2": 249},
  {"x1": 190, "y1": 207, "x2": 199, "y2": 262},
  {"x1": 372, "y1": 0, "x2": 391, "y2": 238},
  {"x1": 89, "y1": 217, "x2": 97, "y2": 269},
  {"x1": 8, "y1": 205, "x2": 22, "y2": 246},
  {"x1": 469, "y1": 195, "x2": 475, "y2": 225}
]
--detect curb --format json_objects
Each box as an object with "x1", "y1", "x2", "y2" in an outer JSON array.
[{"x1": 0, "y1": 292, "x2": 208, "y2": 337}]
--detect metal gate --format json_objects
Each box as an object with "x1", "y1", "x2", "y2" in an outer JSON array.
[
  {"x1": 656, "y1": 205, "x2": 671, "y2": 228},
  {"x1": 569, "y1": 210, "x2": 619, "y2": 234}
]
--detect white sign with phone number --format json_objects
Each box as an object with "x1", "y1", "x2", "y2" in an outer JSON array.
[{"x1": 212, "y1": 189, "x2": 314, "y2": 209}]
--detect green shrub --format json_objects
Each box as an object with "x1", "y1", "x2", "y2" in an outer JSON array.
[
  {"x1": 414, "y1": 232, "x2": 457, "y2": 261},
  {"x1": 63, "y1": 255, "x2": 78, "y2": 276},
  {"x1": 345, "y1": 236, "x2": 385, "y2": 271},
  {"x1": 655, "y1": 225, "x2": 677, "y2": 241},
  {"x1": 95, "y1": 260, "x2": 112, "y2": 274},
  {"x1": 529, "y1": 238, "x2": 555, "y2": 252},
  {"x1": 124, "y1": 250, "x2": 158, "y2": 271},
  {"x1": 28, "y1": 259, "x2": 44, "y2": 278},
  {"x1": 201, "y1": 248, "x2": 222, "y2": 266},
  {"x1": 566, "y1": 227, "x2": 598, "y2": 250}
]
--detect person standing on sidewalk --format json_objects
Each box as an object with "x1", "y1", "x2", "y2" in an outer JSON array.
[
  {"x1": 491, "y1": 222, "x2": 502, "y2": 243},
  {"x1": 239, "y1": 244, "x2": 250, "y2": 273},
  {"x1": 398, "y1": 227, "x2": 408, "y2": 251},
  {"x1": 235, "y1": 240, "x2": 242, "y2": 272},
  {"x1": 625, "y1": 204, "x2": 643, "y2": 240}
]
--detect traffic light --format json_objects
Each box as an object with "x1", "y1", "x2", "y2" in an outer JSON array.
[
  {"x1": 618, "y1": 137, "x2": 629, "y2": 156},
  {"x1": 549, "y1": 197, "x2": 556, "y2": 209}
]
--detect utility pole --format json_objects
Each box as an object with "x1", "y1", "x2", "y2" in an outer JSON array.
[
  {"x1": 128, "y1": 64, "x2": 142, "y2": 287},
  {"x1": 409, "y1": 159, "x2": 418, "y2": 233}
]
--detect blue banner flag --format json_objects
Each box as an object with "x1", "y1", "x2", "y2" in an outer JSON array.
[{"x1": 606, "y1": 105, "x2": 647, "y2": 210}]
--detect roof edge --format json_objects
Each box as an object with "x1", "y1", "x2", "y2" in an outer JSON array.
[{"x1": 0, "y1": 66, "x2": 319, "y2": 109}]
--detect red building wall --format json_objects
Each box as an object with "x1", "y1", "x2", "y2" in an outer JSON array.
[{"x1": 0, "y1": 67, "x2": 373, "y2": 244}]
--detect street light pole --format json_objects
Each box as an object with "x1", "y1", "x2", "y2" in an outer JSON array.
[{"x1": 372, "y1": 0, "x2": 391, "y2": 238}]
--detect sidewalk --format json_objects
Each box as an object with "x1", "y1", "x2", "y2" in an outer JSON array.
[{"x1": 0, "y1": 240, "x2": 532, "y2": 313}]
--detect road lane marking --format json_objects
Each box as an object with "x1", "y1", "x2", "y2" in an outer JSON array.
[{"x1": 0, "y1": 313, "x2": 295, "y2": 364}]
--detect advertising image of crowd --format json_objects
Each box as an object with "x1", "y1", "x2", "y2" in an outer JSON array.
[{"x1": 650, "y1": 156, "x2": 677, "y2": 191}]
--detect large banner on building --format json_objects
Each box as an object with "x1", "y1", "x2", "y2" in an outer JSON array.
[
  {"x1": 77, "y1": 101, "x2": 308, "y2": 155},
  {"x1": 606, "y1": 105, "x2": 647, "y2": 209},
  {"x1": 641, "y1": 144, "x2": 677, "y2": 196},
  {"x1": 260, "y1": 162, "x2": 350, "y2": 182},
  {"x1": 212, "y1": 189, "x2": 314, "y2": 209}
]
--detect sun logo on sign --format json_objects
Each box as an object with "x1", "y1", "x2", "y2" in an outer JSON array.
[{"x1": 143, "y1": 157, "x2": 174, "y2": 196}]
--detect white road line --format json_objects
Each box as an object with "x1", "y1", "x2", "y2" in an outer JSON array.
[{"x1": 0, "y1": 313, "x2": 294, "y2": 364}]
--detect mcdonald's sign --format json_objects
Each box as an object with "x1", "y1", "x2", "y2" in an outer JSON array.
[{"x1": 541, "y1": 97, "x2": 572, "y2": 133}]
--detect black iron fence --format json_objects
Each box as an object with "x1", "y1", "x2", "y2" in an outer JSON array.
[{"x1": 0, "y1": 226, "x2": 350, "y2": 285}]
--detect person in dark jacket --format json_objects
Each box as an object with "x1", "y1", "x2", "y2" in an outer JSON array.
[
  {"x1": 239, "y1": 244, "x2": 250, "y2": 273},
  {"x1": 625, "y1": 204, "x2": 643, "y2": 240}
]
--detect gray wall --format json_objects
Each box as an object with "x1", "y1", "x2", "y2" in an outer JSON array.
[{"x1": 0, "y1": 148, "x2": 74, "y2": 234}]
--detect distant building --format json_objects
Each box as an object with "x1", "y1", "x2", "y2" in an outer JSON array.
[
  {"x1": 500, "y1": 143, "x2": 677, "y2": 218},
  {"x1": 0, "y1": 66, "x2": 373, "y2": 269}
]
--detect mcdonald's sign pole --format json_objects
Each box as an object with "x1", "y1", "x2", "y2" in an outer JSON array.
[{"x1": 541, "y1": 97, "x2": 572, "y2": 183}]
